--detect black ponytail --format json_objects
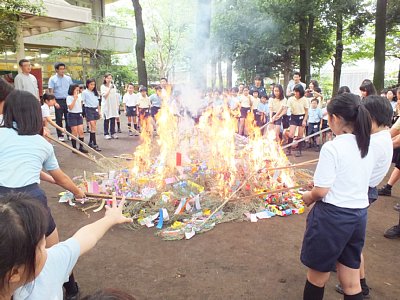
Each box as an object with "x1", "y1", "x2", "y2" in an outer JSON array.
[
  {"x1": 353, "y1": 104, "x2": 371, "y2": 158},
  {"x1": 327, "y1": 93, "x2": 371, "y2": 158}
]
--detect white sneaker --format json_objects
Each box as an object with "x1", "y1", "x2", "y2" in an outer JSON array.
[
  {"x1": 58, "y1": 136, "x2": 65, "y2": 142},
  {"x1": 111, "y1": 134, "x2": 118, "y2": 139},
  {"x1": 104, "y1": 135, "x2": 111, "y2": 140}
]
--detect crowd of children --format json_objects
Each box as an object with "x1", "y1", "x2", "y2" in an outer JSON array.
[{"x1": 1, "y1": 66, "x2": 400, "y2": 300}]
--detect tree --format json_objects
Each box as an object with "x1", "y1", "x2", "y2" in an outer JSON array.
[
  {"x1": 132, "y1": 0, "x2": 148, "y2": 86},
  {"x1": 373, "y1": 0, "x2": 388, "y2": 92},
  {"x1": 0, "y1": 0, "x2": 43, "y2": 52}
]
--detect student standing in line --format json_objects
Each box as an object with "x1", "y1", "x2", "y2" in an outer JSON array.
[
  {"x1": 48, "y1": 62, "x2": 73, "y2": 142},
  {"x1": 100, "y1": 73, "x2": 119, "y2": 140},
  {"x1": 238, "y1": 86, "x2": 252, "y2": 136},
  {"x1": 14, "y1": 59, "x2": 39, "y2": 100},
  {"x1": 269, "y1": 84, "x2": 287, "y2": 143},
  {"x1": 301, "y1": 93, "x2": 373, "y2": 300},
  {"x1": 1, "y1": 90, "x2": 85, "y2": 299},
  {"x1": 67, "y1": 84, "x2": 89, "y2": 154},
  {"x1": 149, "y1": 85, "x2": 163, "y2": 133},
  {"x1": 137, "y1": 86, "x2": 152, "y2": 133},
  {"x1": 286, "y1": 84, "x2": 309, "y2": 157},
  {"x1": 307, "y1": 98, "x2": 323, "y2": 151},
  {"x1": 123, "y1": 82, "x2": 139, "y2": 136},
  {"x1": 82, "y1": 79, "x2": 101, "y2": 151}
]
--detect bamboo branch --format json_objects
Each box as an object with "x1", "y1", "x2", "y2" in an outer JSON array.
[
  {"x1": 85, "y1": 192, "x2": 144, "y2": 202},
  {"x1": 47, "y1": 134, "x2": 97, "y2": 163},
  {"x1": 232, "y1": 184, "x2": 309, "y2": 201}
]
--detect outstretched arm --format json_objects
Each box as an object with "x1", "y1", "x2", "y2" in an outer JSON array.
[{"x1": 73, "y1": 195, "x2": 133, "y2": 255}]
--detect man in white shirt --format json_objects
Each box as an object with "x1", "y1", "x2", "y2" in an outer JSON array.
[
  {"x1": 286, "y1": 71, "x2": 306, "y2": 97},
  {"x1": 14, "y1": 59, "x2": 39, "y2": 100}
]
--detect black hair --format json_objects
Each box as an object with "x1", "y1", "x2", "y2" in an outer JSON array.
[
  {"x1": 338, "y1": 86, "x2": 351, "y2": 95},
  {"x1": 139, "y1": 86, "x2": 147, "y2": 92},
  {"x1": 359, "y1": 79, "x2": 377, "y2": 97},
  {"x1": 68, "y1": 84, "x2": 80, "y2": 96},
  {"x1": 362, "y1": 95, "x2": 393, "y2": 127},
  {"x1": 293, "y1": 84, "x2": 305, "y2": 97},
  {"x1": 42, "y1": 93, "x2": 56, "y2": 105},
  {"x1": 0, "y1": 193, "x2": 48, "y2": 291},
  {"x1": 154, "y1": 85, "x2": 162, "y2": 91},
  {"x1": 86, "y1": 79, "x2": 99, "y2": 97},
  {"x1": 127, "y1": 82, "x2": 135, "y2": 87},
  {"x1": 18, "y1": 59, "x2": 30, "y2": 67},
  {"x1": 0, "y1": 78, "x2": 14, "y2": 102},
  {"x1": 251, "y1": 89, "x2": 259, "y2": 96},
  {"x1": 103, "y1": 73, "x2": 112, "y2": 85},
  {"x1": 231, "y1": 87, "x2": 239, "y2": 93},
  {"x1": 310, "y1": 79, "x2": 319, "y2": 89},
  {"x1": 327, "y1": 93, "x2": 371, "y2": 158},
  {"x1": 261, "y1": 94, "x2": 269, "y2": 100},
  {"x1": 54, "y1": 62, "x2": 66, "y2": 70},
  {"x1": 3, "y1": 90, "x2": 43, "y2": 135},
  {"x1": 273, "y1": 84, "x2": 284, "y2": 100},
  {"x1": 81, "y1": 288, "x2": 136, "y2": 300},
  {"x1": 311, "y1": 98, "x2": 319, "y2": 104},
  {"x1": 160, "y1": 77, "x2": 168, "y2": 82},
  {"x1": 254, "y1": 75, "x2": 262, "y2": 81},
  {"x1": 293, "y1": 71, "x2": 301, "y2": 77}
]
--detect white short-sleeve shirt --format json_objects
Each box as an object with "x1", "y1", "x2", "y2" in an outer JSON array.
[
  {"x1": 314, "y1": 134, "x2": 374, "y2": 209},
  {"x1": 66, "y1": 95, "x2": 82, "y2": 113},
  {"x1": 14, "y1": 238, "x2": 80, "y2": 300},
  {"x1": 123, "y1": 92, "x2": 138, "y2": 107},
  {"x1": 369, "y1": 130, "x2": 393, "y2": 187},
  {"x1": 41, "y1": 103, "x2": 51, "y2": 119}
]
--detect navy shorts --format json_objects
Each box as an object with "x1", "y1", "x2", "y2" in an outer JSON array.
[
  {"x1": 272, "y1": 112, "x2": 282, "y2": 125},
  {"x1": 0, "y1": 184, "x2": 56, "y2": 237},
  {"x1": 85, "y1": 107, "x2": 100, "y2": 121},
  {"x1": 392, "y1": 148, "x2": 400, "y2": 169},
  {"x1": 307, "y1": 122, "x2": 320, "y2": 135},
  {"x1": 126, "y1": 106, "x2": 137, "y2": 117},
  {"x1": 139, "y1": 107, "x2": 150, "y2": 118},
  {"x1": 368, "y1": 186, "x2": 378, "y2": 204},
  {"x1": 151, "y1": 106, "x2": 160, "y2": 117},
  {"x1": 301, "y1": 201, "x2": 367, "y2": 272},
  {"x1": 240, "y1": 107, "x2": 251, "y2": 119},
  {"x1": 321, "y1": 119, "x2": 329, "y2": 130},
  {"x1": 282, "y1": 115, "x2": 290, "y2": 129},
  {"x1": 82, "y1": 104, "x2": 86, "y2": 118},
  {"x1": 67, "y1": 112, "x2": 83, "y2": 127},
  {"x1": 290, "y1": 114, "x2": 305, "y2": 126}
]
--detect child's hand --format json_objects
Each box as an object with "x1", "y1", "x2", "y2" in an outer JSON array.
[{"x1": 105, "y1": 194, "x2": 133, "y2": 225}]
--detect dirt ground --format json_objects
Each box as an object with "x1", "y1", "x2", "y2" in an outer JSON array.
[{"x1": 43, "y1": 121, "x2": 400, "y2": 300}]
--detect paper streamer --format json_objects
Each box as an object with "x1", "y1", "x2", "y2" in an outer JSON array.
[{"x1": 156, "y1": 208, "x2": 164, "y2": 229}]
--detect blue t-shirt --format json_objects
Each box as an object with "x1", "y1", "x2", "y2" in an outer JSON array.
[
  {"x1": 308, "y1": 107, "x2": 323, "y2": 123},
  {"x1": 48, "y1": 74, "x2": 73, "y2": 99},
  {"x1": 149, "y1": 94, "x2": 162, "y2": 107},
  {"x1": 81, "y1": 89, "x2": 99, "y2": 108},
  {"x1": 14, "y1": 238, "x2": 80, "y2": 300},
  {"x1": 257, "y1": 102, "x2": 269, "y2": 115},
  {"x1": 0, "y1": 128, "x2": 59, "y2": 188}
]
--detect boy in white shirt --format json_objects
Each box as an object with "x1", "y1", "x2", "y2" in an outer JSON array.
[{"x1": 123, "y1": 83, "x2": 138, "y2": 136}]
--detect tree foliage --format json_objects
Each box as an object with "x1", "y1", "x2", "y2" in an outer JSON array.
[{"x1": 0, "y1": 0, "x2": 43, "y2": 52}]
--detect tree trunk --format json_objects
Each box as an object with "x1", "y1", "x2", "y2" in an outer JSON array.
[
  {"x1": 332, "y1": 12, "x2": 343, "y2": 97},
  {"x1": 226, "y1": 58, "x2": 233, "y2": 88},
  {"x1": 299, "y1": 18, "x2": 307, "y2": 81},
  {"x1": 305, "y1": 15, "x2": 314, "y2": 85},
  {"x1": 373, "y1": 0, "x2": 387, "y2": 92},
  {"x1": 211, "y1": 54, "x2": 216, "y2": 89},
  {"x1": 132, "y1": 0, "x2": 147, "y2": 87},
  {"x1": 218, "y1": 57, "x2": 223, "y2": 90},
  {"x1": 191, "y1": 0, "x2": 212, "y2": 90}
]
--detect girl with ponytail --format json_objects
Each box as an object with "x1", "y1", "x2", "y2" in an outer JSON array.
[{"x1": 300, "y1": 93, "x2": 374, "y2": 300}]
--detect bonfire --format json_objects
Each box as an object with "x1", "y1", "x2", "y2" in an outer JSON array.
[{"x1": 64, "y1": 91, "x2": 313, "y2": 240}]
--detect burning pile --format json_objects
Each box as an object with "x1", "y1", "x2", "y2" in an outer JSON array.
[{"x1": 66, "y1": 96, "x2": 312, "y2": 240}]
